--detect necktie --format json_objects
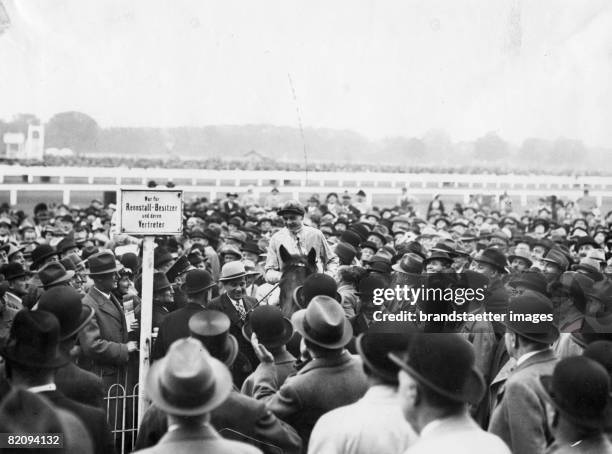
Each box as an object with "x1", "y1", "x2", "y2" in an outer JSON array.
[
  {"x1": 234, "y1": 299, "x2": 247, "y2": 321},
  {"x1": 293, "y1": 231, "x2": 305, "y2": 256}
]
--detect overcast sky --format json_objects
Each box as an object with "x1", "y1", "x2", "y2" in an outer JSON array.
[{"x1": 1, "y1": 0, "x2": 611, "y2": 146}]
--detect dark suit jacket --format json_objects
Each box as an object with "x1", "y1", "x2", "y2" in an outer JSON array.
[
  {"x1": 488, "y1": 349, "x2": 558, "y2": 454},
  {"x1": 41, "y1": 389, "x2": 117, "y2": 454},
  {"x1": 78, "y1": 287, "x2": 129, "y2": 376},
  {"x1": 151, "y1": 302, "x2": 207, "y2": 360},
  {"x1": 135, "y1": 390, "x2": 302, "y2": 454},
  {"x1": 55, "y1": 360, "x2": 105, "y2": 408},
  {"x1": 252, "y1": 351, "x2": 368, "y2": 446},
  {"x1": 134, "y1": 424, "x2": 262, "y2": 454},
  {"x1": 209, "y1": 294, "x2": 259, "y2": 379}
]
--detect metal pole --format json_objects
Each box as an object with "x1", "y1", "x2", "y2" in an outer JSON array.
[{"x1": 137, "y1": 235, "x2": 155, "y2": 425}]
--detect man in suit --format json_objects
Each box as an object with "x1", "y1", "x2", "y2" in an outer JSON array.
[
  {"x1": 390, "y1": 333, "x2": 511, "y2": 454},
  {"x1": 136, "y1": 311, "x2": 302, "y2": 454},
  {"x1": 541, "y1": 356, "x2": 612, "y2": 454},
  {"x1": 1, "y1": 310, "x2": 116, "y2": 454},
  {"x1": 36, "y1": 286, "x2": 105, "y2": 408},
  {"x1": 488, "y1": 291, "x2": 560, "y2": 454},
  {"x1": 151, "y1": 268, "x2": 216, "y2": 360},
  {"x1": 134, "y1": 338, "x2": 262, "y2": 454},
  {"x1": 209, "y1": 261, "x2": 258, "y2": 379},
  {"x1": 251, "y1": 295, "x2": 368, "y2": 446}
]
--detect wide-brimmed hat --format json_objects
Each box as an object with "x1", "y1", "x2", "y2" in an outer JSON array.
[
  {"x1": 181, "y1": 269, "x2": 216, "y2": 294},
  {"x1": 30, "y1": 244, "x2": 58, "y2": 269},
  {"x1": 392, "y1": 253, "x2": 424, "y2": 275},
  {"x1": 56, "y1": 236, "x2": 77, "y2": 255},
  {"x1": 356, "y1": 322, "x2": 416, "y2": 383},
  {"x1": 389, "y1": 333, "x2": 485, "y2": 405},
  {"x1": 540, "y1": 356, "x2": 612, "y2": 429},
  {"x1": 504, "y1": 290, "x2": 559, "y2": 344},
  {"x1": 509, "y1": 270, "x2": 549, "y2": 296},
  {"x1": 166, "y1": 255, "x2": 194, "y2": 282},
  {"x1": 242, "y1": 260, "x2": 261, "y2": 277},
  {"x1": 473, "y1": 248, "x2": 508, "y2": 273},
  {"x1": 146, "y1": 338, "x2": 232, "y2": 416},
  {"x1": 37, "y1": 262, "x2": 75, "y2": 288},
  {"x1": 292, "y1": 295, "x2": 353, "y2": 349},
  {"x1": 218, "y1": 244, "x2": 243, "y2": 260},
  {"x1": 85, "y1": 251, "x2": 123, "y2": 275},
  {"x1": 218, "y1": 261, "x2": 247, "y2": 282},
  {"x1": 278, "y1": 200, "x2": 305, "y2": 217},
  {"x1": 189, "y1": 310, "x2": 239, "y2": 367},
  {"x1": 242, "y1": 241, "x2": 263, "y2": 256},
  {"x1": 0, "y1": 243, "x2": 25, "y2": 260},
  {"x1": 1, "y1": 310, "x2": 69, "y2": 369},
  {"x1": 423, "y1": 251, "x2": 454, "y2": 267},
  {"x1": 37, "y1": 286, "x2": 94, "y2": 340},
  {"x1": 1, "y1": 262, "x2": 29, "y2": 281},
  {"x1": 242, "y1": 306, "x2": 294, "y2": 349},
  {"x1": 293, "y1": 273, "x2": 341, "y2": 309}
]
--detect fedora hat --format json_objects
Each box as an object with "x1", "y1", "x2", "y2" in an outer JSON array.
[
  {"x1": 1, "y1": 262, "x2": 29, "y2": 281},
  {"x1": 392, "y1": 253, "x2": 424, "y2": 275},
  {"x1": 187, "y1": 250, "x2": 206, "y2": 267},
  {"x1": 37, "y1": 286, "x2": 94, "y2": 340},
  {"x1": 242, "y1": 241, "x2": 263, "y2": 256},
  {"x1": 85, "y1": 251, "x2": 123, "y2": 275},
  {"x1": 166, "y1": 255, "x2": 194, "y2": 282},
  {"x1": 389, "y1": 333, "x2": 485, "y2": 405},
  {"x1": 180, "y1": 269, "x2": 216, "y2": 294},
  {"x1": 56, "y1": 236, "x2": 77, "y2": 255},
  {"x1": 189, "y1": 311, "x2": 239, "y2": 367},
  {"x1": 242, "y1": 306, "x2": 294, "y2": 349},
  {"x1": 152, "y1": 272, "x2": 172, "y2": 293},
  {"x1": 473, "y1": 248, "x2": 508, "y2": 273},
  {"x1": 154, "y1": 247, "x2": 174, "y2": 268},
  {"x1": 146, "y1": 338, "x2": 232, "y2": 416},
  {"x1": 60, "y1": 252, "x2": 86, "y2": 272},
  {"x1": 540, "y1": 356, "x2": 612, "y2": 429},
  {"x1": 584, "y1": 340, "x2": 612, "y2": 376},
  {"x1": 504, "y1": 290, "x2": 559, "y2": 344},
  {"x1": 423, "y1": 251, "x2": 454, "y2": 266},
  {"x1": 30, "y1": 244, "x2": 58, "y2": 269},
  {"x1": 242, "y1": 260, "x2": 261, "y2": 277},
  {"x1": 218, "y1": 244, "x2": 243, "y2": 260},
  {"x1": 37, "y1": 262, "x2": 75, "y2": 288},
  {"x1": 509, "y1": 270, "x2": 549, "y2": 296},
  {"x1": 291, "y1": 295, "x2": 353, "y2": 349},
  {"x1": 218, "y1": 261, "x2": 247, "y2": 282},
  {"x1": 1, "y1": 310, "x2": 68, "y2": 369},
  {"x1": 0, "y1": 243, "x2": 25, "y2": 260},
  {"x1": 356, "y1": 322, "x2": 416, "y2": 384},
  {"x1": 356, "y1": 273, "x2": 388, "y2": 297},
  {"x1": 293, "y1": 273, "x2": 341, "y2": 309},
  {"x1": 542, "y1": 249, "x2": 569, "y2": 271}
]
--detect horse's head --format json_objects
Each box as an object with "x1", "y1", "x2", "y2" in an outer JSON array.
[{"x1": 278, "y1": 245, "x2": 317, "y2": 317}]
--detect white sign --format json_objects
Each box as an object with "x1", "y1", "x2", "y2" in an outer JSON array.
[{"x1": 120, "y1": 189, "x2": 183, "y2": 235}]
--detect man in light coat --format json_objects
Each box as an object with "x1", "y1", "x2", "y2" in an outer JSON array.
[
  {"x1": 390, "y1": 333, "x2": 511, "y2": 454},
  {"x1": 308, "y1": 322, "x2": 418, "y2": 454}
]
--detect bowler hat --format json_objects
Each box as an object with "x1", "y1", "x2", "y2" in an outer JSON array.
[
  {"x1": 504, "y1": 290, "x2": 559, "y2": 344},
  {"x1": 154, "y1": 247, "x2": 174, "y2": 268},
  {"x1": 293, "y1": 273, "x2": 341, "y2": 308},
  {"x1": 348, "y1": 223, "x2": 371, "y2": 241},
  {"x1": 1, "y1": 262, "x2": 29, "y2": 281},
  {"x1": 278, "y1": 200, "x2": 305, "y2": 217},
  {"x1": 473, "y1": 248, "x2": 508, "y2": 273},
  {"x1": 85, "y1": 251, "x2": 123, "y2": 275},
  {"x1": 389, "y1": 333, "x2": 485, "y2": 405},
  {"x1": 242, "y1": 305, "x2": 294, "y2": 349},
  {"x1": 37, "y1": 262, "x2": 75, "y2": 288},
  {"x1": 166, "y1": 255, "x2": 194, "y2": 282},
  {"x1": 218, "y1": 261, "x2": 247, "y2": 282},
  {"x1": 292, "y1": 295, "x2": 353, "y2": 349},
  {"x1": 341, "y1": 230, "x2": 362, "y2": 250},
  {"x1": 30, "y1": 244, "x2": 58, "y2": 269},
  {"x1": 583, "y1": 340, "x2": 612, "y2": 376},
  {"x1": 37, "y1": 286, "x2": 94, "y2": 340},
  {"x1": 1, "y1": 310, "x2": 68, "y2": 369},
  {"x1": 540, "y1": 356, "x2": 612, "y2": 429},
  {"x1": 360, "y1": 241, "x2": 378, "y2": 252},
  {"x1": 189, "y1": 311, "x2": 239, "y2": 367},
  {"x1": 145, "y1": 338, "x2": 232, "y2": 416},
  {"x1": 181, "y1": 269, "x2": 216, "y2": 294},
  {"x1": 356, "y1": 322, "x2": 416, "y2": 383},
  {"x1": 356, "y1": 274, "x2": 388, "y2": 297},
  {"x1": 335, "y1": 242, "x2": 357, "y2": 265}
]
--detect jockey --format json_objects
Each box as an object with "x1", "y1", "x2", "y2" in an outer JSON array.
[{"x1": 264, "y1": 200, "x2": 339, "y2": 284}]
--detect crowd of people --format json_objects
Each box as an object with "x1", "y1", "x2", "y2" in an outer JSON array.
[
  {"x1": 0, "y1": 187, "x2": 612, "y2": 454},
  {"x1": 1, "y1": 154, "x2": 611, "y2": 176}
]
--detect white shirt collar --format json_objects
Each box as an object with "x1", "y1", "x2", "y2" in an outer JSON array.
[
  {"x1": 28, "y1": 383, "x2": 57, "y2": 393},
  {"x1": 93, "y1": 286, "x2": 111, "y2": 300},
  {"x1": 516, "y1": 348, "x2": 549, "y2": 366}
]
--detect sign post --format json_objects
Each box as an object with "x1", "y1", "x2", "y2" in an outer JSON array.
[{"x1": 119, "y1": 188, "x2": 183, "y2": 425}]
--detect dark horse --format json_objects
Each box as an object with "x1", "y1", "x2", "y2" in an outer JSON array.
[{"x1": 278, "y1": 245, "x2": 317, "y2": 318}]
